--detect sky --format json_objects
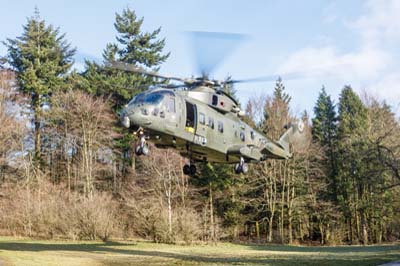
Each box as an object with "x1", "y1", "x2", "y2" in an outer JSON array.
[{"x1": 1, "y1": 0, "x2": 400, "y2": 116}]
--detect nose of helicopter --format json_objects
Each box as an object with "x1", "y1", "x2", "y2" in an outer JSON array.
[{"x1": 120, "y1": 105, "x2": 153, "y2": 129}]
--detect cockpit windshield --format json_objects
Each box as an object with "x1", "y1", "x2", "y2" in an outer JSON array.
[
  {"x1": 144, "y1": 93, "x2": 164, "y2": 104},
  {"x1": 128, "y1": 91, "x2": 175, "y2": 106},
  {"x1": 128, "y1": 93, "x2": 145, "y2": 106}
]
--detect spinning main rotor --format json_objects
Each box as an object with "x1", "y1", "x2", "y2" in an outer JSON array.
[{"x1": 107, "y1": 31, "x2": 291, "y2": 93}]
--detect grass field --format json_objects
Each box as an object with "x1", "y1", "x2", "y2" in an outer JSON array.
[{"x1": 0, "y1": 237, "x2": 399, "y2": 266}]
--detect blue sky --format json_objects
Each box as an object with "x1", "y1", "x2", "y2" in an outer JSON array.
[{"x1": 1, "y1": 0, "x2": 399, "y2": 116}]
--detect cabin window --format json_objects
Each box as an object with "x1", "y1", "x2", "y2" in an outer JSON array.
[
  {"x1": 240, "y1": 131, "x2": 245, "y2": 141},
  {"x1": 250, "y1": 131, "x2": 255, "y2": 140},
  {"x1": 199, "y1": 112, "x2": 205, "y2": 125},
  {"x1": 166, "y1": 97, "x2": 175, "y2": 113},
  {"x1": 212, "y1": 95, "x2": 218, "y2": 106},
  {"x1": 218, "y1": 121, "x2": 224, "y2": 133},
  {"x1": 208, "y1": 117, "x2": 214, "y2": 129}
]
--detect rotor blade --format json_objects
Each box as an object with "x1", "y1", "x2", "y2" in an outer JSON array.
[
  {"x1": 186, "y1": 31, "x2": 248, "y2": 76},
  {"x1": 225, "y1": 66, "x2": 340, "y2": 84},
  {"x1": 226, "y1": 73, "x2": 300, "y2": 84},
  {"x1": 107, "y1": 61, "x2": 186, "y2": 82},
  {"x1": 159, "y1": 84, "x2": 187, "y2": 89}
]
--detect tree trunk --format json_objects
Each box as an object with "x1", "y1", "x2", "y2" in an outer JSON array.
[
  {"x1": 256, "y1": 221, "x2": 260, "y2": 242},
  {"x1": 209, "y1": 184, "x2": 215, "y2": 242},
  {"x1": 167, "y1": 172, "x2": 172, "y2": 235},
  {"x1": 280, "y1": 161, "x2": 286, "y2": 243},
  {"x1": 33, "y1": 95, "x2": 41, "y2": 166},
  {"x1": 267, "y1": 217, "x2": 274, "y2": 242}
]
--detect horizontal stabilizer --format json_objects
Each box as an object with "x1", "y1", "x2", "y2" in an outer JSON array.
[{"x1": 278, "y1": 120, "x2": 305, "y2": 155}]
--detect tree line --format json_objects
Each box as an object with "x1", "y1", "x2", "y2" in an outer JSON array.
[{"x1": 0, "y1": 8, "x2": 399, "y2": 244}]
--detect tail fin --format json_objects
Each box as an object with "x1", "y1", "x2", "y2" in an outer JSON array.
[{"x1": 277, "y1": 120, "x2": 304, "y2": 155}]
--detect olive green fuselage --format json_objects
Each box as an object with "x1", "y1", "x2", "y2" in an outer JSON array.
[{"x1": 121, "y1": 87, "x2": 291, "y2": 164}]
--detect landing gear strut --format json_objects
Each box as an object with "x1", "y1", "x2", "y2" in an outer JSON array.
[
  {"x1": 183, "y1": 143, "x2": 196, "y2": 176},
  {"x1": 135, "y1": 128, "x2": 149, "y2": 156},
  {"x1": 234, "y1": 157, "x2": 248, "y2": 174}
]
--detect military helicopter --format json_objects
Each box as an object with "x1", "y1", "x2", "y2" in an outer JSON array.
[{"x1": 113, "y1": 32, "x2": 304, "y2": 176}]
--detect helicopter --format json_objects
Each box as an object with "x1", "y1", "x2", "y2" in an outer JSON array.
[{"x1": 113, "y1": 32, "x2": 304, "y2": 176}]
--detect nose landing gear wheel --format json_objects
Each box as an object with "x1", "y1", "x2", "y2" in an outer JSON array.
[
  {"x1": 241, "y1": 163, "x2": 249, "y2": 174},
  {"x1": 141, "y1": 144, "x2": 149, "y2": 155},
  {"x1": 135, "y1": 144, "x2": 149, "y2": 156},
  {"x1": 134, "y1": 128, "x2": 149, "y2": 156}
]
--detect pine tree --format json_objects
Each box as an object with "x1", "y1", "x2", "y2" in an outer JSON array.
[
  {"x1": 3, "y1": 8, "x2": 75, "y2": 163},
  {"x1": 312, "y1": 87, "x2": 337, "y2": 145},
  {"x1": 273, "y1": 77, "x2": 291, "y2": 105},
  {"x1": 336, "y1": 85, "x2": 368, "y2": 243},
  {"x1": 262, "y1": 77, "x2": 291, "y2": 139},
  {"x1": 311, "y1": 87, "x2": 338, "y2": 201},
  {"x1": 82, "y1": 7, "x2": 170, "y2": 108},
  {"x1": 337, "y1": 86, "x2": 367, "y2": 139}
]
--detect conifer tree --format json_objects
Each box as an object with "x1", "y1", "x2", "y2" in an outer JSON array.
[
  {"x1": 82, "y1": 8, "x2": 169, "y2": 108},
  {"x1": 312, "y1": 87, "x2": 337, "y2": 145},
  {"x1": 3, "y1": 9, "x2": 75, "y2": 163},
  {"x1": 262, "y1": 77, "x2": 291, "y2": 139},
  {"x1": 336, "y1": 86, "x2": 368, "y2": 243},
  {"x1": 273, "y1": 77, "x2": 291, "y2": 105},
  {"x1": 312, "y1": 87, "x2": 338, "y2": 201}
]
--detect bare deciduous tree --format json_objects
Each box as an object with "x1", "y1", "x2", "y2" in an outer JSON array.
[{"x1": 47, "y1": 90, "x2": 114, "y2": 197}]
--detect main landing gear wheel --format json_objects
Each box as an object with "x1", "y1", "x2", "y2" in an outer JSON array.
[
  {"x1": 183, "y1": 163, "x2": 196, "y2": 176},
  {"x1": 234, "y1": 157, "x2": 248, "y2": 174}
]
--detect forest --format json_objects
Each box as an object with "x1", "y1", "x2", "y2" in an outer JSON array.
[{"x1": 0, "y1": 8, "x2": 399, "y2": 246}]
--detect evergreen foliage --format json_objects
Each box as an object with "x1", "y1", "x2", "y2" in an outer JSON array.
[
  {"x1": 312, "y1": 87, "x2": 337, "y2": 146},
  {"x1": 82, "y1": 8, "x2": 169, "y2": 109},
  {"x1": 3, "y1": 8, "x2": 75, "y2": 162},
  {"x1": 312, "y1": 87, "x2": 338, "y2": 201}
]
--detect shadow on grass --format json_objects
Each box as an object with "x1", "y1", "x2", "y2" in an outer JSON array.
[
  {"x1": 240, "y1": 243, "x2": 400, "y2": 253},
  {"x1": 0, "y1": 241, "x2": 399, "y2": 266}
]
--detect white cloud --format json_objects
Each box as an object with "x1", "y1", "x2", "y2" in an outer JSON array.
[
  {"x1": 277, "y1": 0, "x2": 400, "y2": 110},
  {"x1": 277, "y1": 46, "x2": 389, "y2": 82},
  {"x1": 366, "y1": 72, "x2": 400, "y2": 112},
  {"x1": 352, "y1": 0, "x2": 400, "y2": 47}
]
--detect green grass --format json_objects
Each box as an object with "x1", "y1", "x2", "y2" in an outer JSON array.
[{"x1": 0, "y1": 237, "x2": 399, "y2": 266}]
